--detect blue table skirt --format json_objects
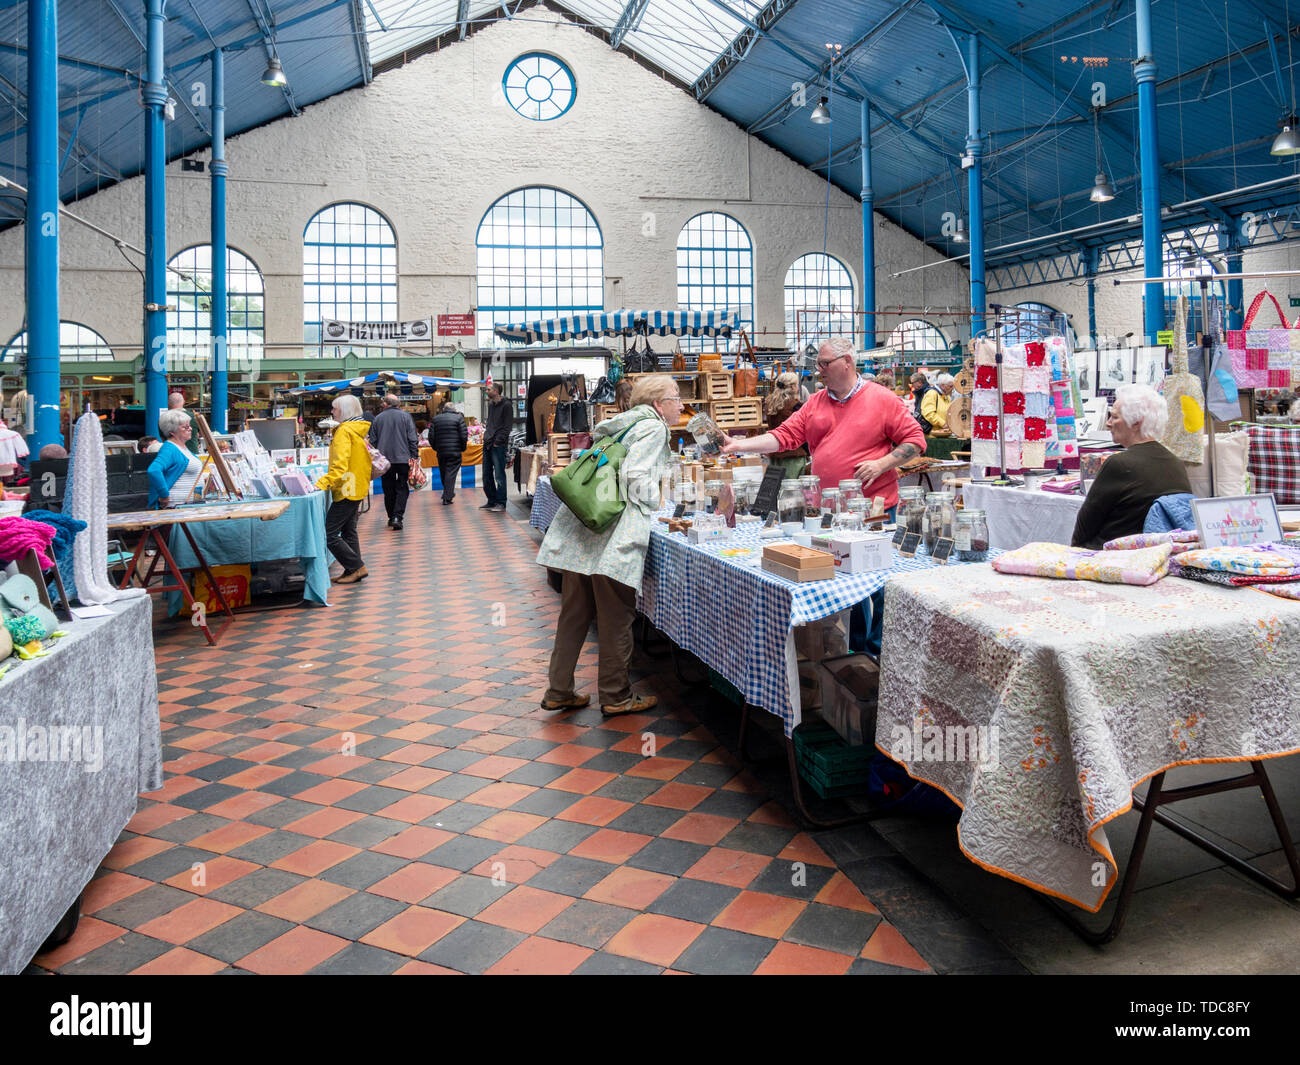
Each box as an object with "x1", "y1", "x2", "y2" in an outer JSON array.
[{"x1": 166, "y1": 492, "x2": 331, "y2": 610}]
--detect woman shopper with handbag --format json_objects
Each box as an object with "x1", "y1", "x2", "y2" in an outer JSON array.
[
  {"x1": 316, "y1": 394, "x2": 373, "y2": 584},
  {"x1": 536, "y1": 375, "x2": 679, "y2": 716}
]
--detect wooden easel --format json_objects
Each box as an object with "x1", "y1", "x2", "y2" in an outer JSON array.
[{"x1": 194, "y1": 412, "x2": 242, "y2": 499}]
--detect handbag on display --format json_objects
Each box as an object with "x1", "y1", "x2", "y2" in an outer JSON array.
[
  {"x1": 671, "y1": 340, "x2": 687, "y2": 373},
  {"x1": 1158, "y1": 295, "x2": 1207, "y2": 464},
  {"x1": 623, "y1": 336, "x2": 658, "y2": 375},
  {"x1": 1226, "y1": 290, "x2": 1293, "y2": 389},
  {"x1": 363, "y1": 439, "x2": 391, "y2": 476},
  {"x1": 553, "y1": 401, "x2": 589, "y2": 435},
  {"x1": 589, "y1": 377, "x2": 617, "y2": 405}
]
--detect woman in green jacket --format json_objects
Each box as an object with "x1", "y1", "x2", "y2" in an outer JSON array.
[{"x1": 536, "y1": 375, "x2": 680, "y2": 716}]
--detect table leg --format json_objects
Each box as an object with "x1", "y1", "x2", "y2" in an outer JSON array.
[
  {"x1": 1042, "y1": 761, "x2": 1300, "y2": 945},
  {"x1": 118, "y1": 532, "x2": 152, "y2": 590},
  {"x1": 174, "y1": 522, "x2": 236, "y2": 645}
]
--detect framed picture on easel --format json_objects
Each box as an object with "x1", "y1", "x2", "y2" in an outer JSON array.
[{"x1": 194, "y1": 413, "x2": 242, "y2": 499}]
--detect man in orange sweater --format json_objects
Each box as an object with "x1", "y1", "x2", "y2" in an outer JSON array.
[{"x1": 722, "y1": 336, "x2": 926, "y2": 654}]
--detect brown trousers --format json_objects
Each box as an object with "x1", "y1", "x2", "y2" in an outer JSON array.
[{"x1": 546, "y1": 570, "x2": 637, "y2": 707}]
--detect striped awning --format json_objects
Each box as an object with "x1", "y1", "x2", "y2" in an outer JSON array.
[
  {"x1": 281, "y1": 370, "x2": 480, "y2": 396},
  {"x1": 493, "y1": 309, "x2": 741, "y2": 345}
]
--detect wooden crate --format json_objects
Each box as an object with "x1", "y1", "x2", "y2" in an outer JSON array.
[
  {"x1": 703, "y1": 372, "x2": 733, "y2": 401},
  {"x1": 547, "y1": 434, "x2": 572, "y2": 465},
  {"x1": 592, "y1": 403, "x2": 620, "y2": 425},
  {"x1": 710, "y1": 397, "x2": 764, "y2": 429},
  {"x1": 627, "y1": 372, "x2": 700, "y2": 401}
]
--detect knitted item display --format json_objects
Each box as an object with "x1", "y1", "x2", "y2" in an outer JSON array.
[
  {"x1": 65, "y1": 410, "x2": 148, "y2": 607},
  {"x1": 0, "y1": 515, "x2": 56, "y2": 568},
  {"x1": 24, "y1": 509, "x2": 86, "y2": 587}
]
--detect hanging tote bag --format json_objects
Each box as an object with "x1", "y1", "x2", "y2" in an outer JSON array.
[
  {"x1": 549, "y1": 415, "x2": 655, "y2": 533},
  {"x1": 1226, "y1": 291, "x2": 1291, "y2": 389},
  {"x1": 363, "y1": 439, "x2": 391, "y2": 476},
  {"x1": 1159, "y1": 295, "x2": 1207, "y2": 464}
]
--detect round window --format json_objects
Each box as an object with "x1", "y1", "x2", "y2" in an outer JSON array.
[{"x1": 503, "y1": 53, "x2": 576, "y2": 122}]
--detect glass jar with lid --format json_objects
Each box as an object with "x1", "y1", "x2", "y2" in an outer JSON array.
[
  {"x1": 672, "y1": 478, "x2": 697, "y2": 507},
  {"x1": 703, "y1": 479, "x2": 725, "y2": 515},
  {"x1": 798, "y1": 475, "x2": 822, "y2": 518},
  {"x1": 686, "y1": 412, "x2": 727, "y2": 456},
  {"x1": 955, "y1": 509, "x2": 990, "y2": 561},
  {"x1": 842, "y1": 496, "x2": 869, "y2": 530},
  {"x1": 732, "y1": 479, "x2": 757, "y2": 515},
  {"x1": 838, "y1": 479, "x2": 863, "y2": 508},
  {"x1": 922, "y1": 491, "x2": 957, "y2": 553},
  {"x1": 777, "y1": 479, "x2": 804, "y2": 525},
  {"x1": 819, "y1": 487, "x2": 843, "y2": 518},
  {"x1": 897, "y1": 487, "x2": 926, "y2": 535}
]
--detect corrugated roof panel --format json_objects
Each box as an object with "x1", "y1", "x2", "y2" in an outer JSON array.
[{"x1": 363, "y1": 0, "x2": 459, "y2": 64}]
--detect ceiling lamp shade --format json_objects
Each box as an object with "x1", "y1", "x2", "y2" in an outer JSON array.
[
  {"x1": 1271, "y1": 117, "x2": 1300, "y2": 156},
  {"x1": 1090, "y1": 172, "x2": 1116, "y2": 202},
  {"x1": 950, "y1": 217, "x2": 967, "y2": 244},
  {"x1": 810, "y1": 97, "x2": 831, "y2": 124},
  {"x1": 261, "y1": 56, "x2": 287, "y2": 88}
]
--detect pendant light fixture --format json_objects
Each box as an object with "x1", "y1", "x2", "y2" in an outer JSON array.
[
  {"x1": 261, "y1": 55, "x2": 287, "y2": 88},
  {"x1": 810, "y1": 97, "x2": 831, "y2": 124},
  {"x1": 1089, "y1": 108, "x2": 1115, "y2": 202},
  {"x1": 1271, "y1": 115, "x2": 1300, "y2": 156},
  {"x1": 951, "y1": 217, "x2": 967, "y2": 244}
]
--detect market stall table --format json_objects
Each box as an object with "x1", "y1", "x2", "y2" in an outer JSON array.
[
  {"x1": 164, "y1": 491, "x2": 331, "y2": 612},
  {"x1": 962, "y1": 481, "x2": 1085, "y2": 550},
  {"x1": 877, "y1": 565, "x2": 1300, "y2": 938},
  {"x1": 530, "y1": 476, "x2": 562, "y2": 532},
  {"x1": 0, "y1": 596, "x2": 162, "y2": 974},
  {"x1": 639, "y1": 518, "x2": 992, "y2": 825},
  {"x1": 109, "y1": 499, "x2": 292, "y2": 645}
]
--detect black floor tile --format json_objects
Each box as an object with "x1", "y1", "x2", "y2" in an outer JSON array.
[
  {"x1": 718, "y1": 822, "x2": 798, "y2": 856},
  {"x1": 592, "y1": 776, "x2": 661, "y2": 803},
  {"x1": 334, "y1": 785, "x2": 410, "y2": 814},
  {"x1": 572, "y1": 952, "x2": 663, "y2": 975},
  {"x1": 421, "y1": 774, "x2": 491, "y2": 800},
  {"x1": 123, "y1": 845, "x2": 220, "y2": 883},
  {"x1": 309, "y1": 942, "x2": 406, "y2": 975},
  {"x1": 318, "y1": 851, "x2": 408, "y2": 890},
  {"x1": 93, "y1": 883, "x2": 193, "y2": 928},
  {"x1": 748, "y1": 858, "x2": 837, "y2": 900},
  {"x1": 305, "y1": 893, "x2": 408, "y2": 940},
  {"x1": 61, "y1": 932, "x2": 171, "y2": 974},
  {"x1": 226, "y1": 831, "x2": 316, "y2": 865},
  {"x1": 507, "y1": 789, "x2": 579, "y2": 817},
  {"x1": 647, "y1": 878, "x2": 739, "y2": 924},
  {"x1": 673, "y1": 926, "x2": 776, "y2": 975},
  {"x1": 258, "y1": 770, "x2": 332, "y2": 798},
  {"x1": 169, "y1": 782, "x2": 243, "y2": 810},
  {"x1": 503, "y1": 762, "x2": 572, "y2": 786},
  {"x1": 147, "y1": 812, "x2": 229, "y2": 844},
  {"x1": 537, "y1": 899, "x2": 638, "y2": 950},
  {"x1": 188, "y1": 911, "x2": 295, "y2": 963},
  {"x1": 784, "y1": 903, "x2": 881, "y2": 955},
  {"x1": 421, "y1": 835, "x2": 504, "y2": 872},
  {"x1": 525, "y1": 855, "x2": 618, "y2": 898},
  {"x1": 326, "y1": 815, "x2": 406, "y2": 849},
  {"x1": 244, "y1": 797, "x2": 317, "y2": 828},
  {"x1": 418, "y1": 920, "x2": 525, "y2": 974},
  {"x1": 515, "y1": 820, "x2": 599, "y2": 854},
  {"x1": 423, "y1": 875, "x2": 509, "y2": 917},
  {"x1": 422, "y1": 802, "x2": 495, "y2": 833},
  {"x1": 626, "y1": 837, "x2": 712, "y2": 877},
  {"x1": 607, "y1": 805, "x2": 689, "y2": 838}
]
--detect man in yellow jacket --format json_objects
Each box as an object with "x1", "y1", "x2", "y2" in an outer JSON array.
[{"x1": 316, "y1": 394, "x2": 373, "y2": 584}]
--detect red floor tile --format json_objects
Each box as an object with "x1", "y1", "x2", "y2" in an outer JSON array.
[
  {"x1": 81, "y1": 872, "x2": 152, "y2": 915},
  {"x1": 860, "y1": 924, "x2": 931, "y2": 972},
  {"x1": 683, "y1": 847, "x2": 769, "y2": 888},
  {"x1": 643, "y1": 782, "x2": 713, "y2": 811},
  {"x1": 476, "y1": 885, "x2": 575, "y2": 935},
  {"x1": 467, "y1": 810, "x2": 548, "y2": 844},
  {"x1": 34, "y1": 917, "x2": 125, "y2": 968},
  {"x1": 555, "y1": 795, "x2": 632, "y2": 826},
  {"x1": 237, "y1": 926, "x2": 349, "y2": 975},
  {"x1": 293, "y1": 779, "x2": 371, "y2": 806},
  {"x1": 361, "y1": 906, "x2": 464, "y2": 957},
  {"x1": 369, "y1": 863, "x2": 460, "y2": 904},
  {"x1": 283, "y1": 807, "x2": 366, "y2": 839},
  {"x1": 381, "y1": 766, "x2": 449, "y2": 792},
  {"x1": 713, "y1": 891, "x2": 807, "y2": 939},
  {"x1": 468, "y1": 845, "x2": 559, "y2": 884},
  {"x1": 221, "y1": 764, "x2": 295, "y2": 790},
  {"x1": 125, "y1": 803, "x2": 192, "y2": 834},
  {"x1": 202, "y1": 791, "x2": 285, "y2": 822},
  {"x1": 536, "y1": 744, "x2": 600, "y2": 767},
  {"x1": 569, "y1": 828, "x2": 653, "y2": 865},
  {"x1": 257, "y1": 879, "x2": 356, "y2": 922},
  {"x1": 100, "y1": 835, "x2": 174, "y2": 871},
  {"x1": 465, "y1": 781, "x2": 538, "y2": 809},
  {"x1": 132, "y1": 947, "x2": 228, "y2": 975},
  {"x1": 778, "y1": 833, "x2": 836, "y2": 867},
  {"x1": 270, "y1": 840, "x2": 360, "y2": 876},
  {"x1": 187, "y1": 821, "x2": 274, "y2": 854},
  {"x1": 137, "y1": 897, "x2": 243, "y2": 945},
  {"x1": 163, "y1": 856, "x2": 260, "y2": 896},
  {"x1": 814, "y1": 873, "x2": 881, "y2": 914},
  {"x1": 583, "y1": 866, "x2": 675, "y2": 909},
  {"x1": 626, "y1": 756, "x2": 693, "y2": 781},
  {"x1": 377, "y1": 793, "x2": 455, "y2": 823},
  {"x1": 485, "y1": 936, "x2": 593, "y2": 975},
  {"x1": 605, "y1": 914, "x2": 705, "y2": 967},
  {"x1": 661, "y1": 812, "x2": 739, "y2": 846},
  {"x1": 754, "y1": 941, "x2": 854, "y2": 976},
  {"x1": 371, "y1": 825, "x2": 455, "y2": 860}
]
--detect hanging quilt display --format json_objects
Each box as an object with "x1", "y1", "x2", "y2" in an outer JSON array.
[
  {"x1": 1225, "y1": 291, "x2": 1292, "y2": 389},
  {"x1": 968, "y1": 334, "x2": 1077, "y2": 472}
]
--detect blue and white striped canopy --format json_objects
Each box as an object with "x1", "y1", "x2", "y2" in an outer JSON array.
[
  {"x1": 493, "y1": 309, "x2": 741, "y2": 345},
  {"x1": 282, "y1": 370, "x2": 478, "y2": 395}
]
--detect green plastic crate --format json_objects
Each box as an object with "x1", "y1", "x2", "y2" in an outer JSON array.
[
  {"x1": 794, "y1": 722, "x2": 872, "y2": 799},
  {"x1": 706, "y1": 666, "x2": 744, "y2": 706}
]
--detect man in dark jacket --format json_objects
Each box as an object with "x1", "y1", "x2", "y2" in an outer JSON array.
[
  {"x1": 430, "y1": 400, "x2": 468, "y2": 505},
  {"x1": 368, "y1": 393, "x2": 420, "y2": 530},
  {"x1": 480, "y1": 383, "x2": 513, "y2": 513}
]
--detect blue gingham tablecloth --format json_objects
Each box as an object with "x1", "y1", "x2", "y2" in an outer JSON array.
[
  {"x1": 530, "y1": 476, "x2": 562, "y2": 532},
  {"x1": 638, "y1": 514, "x2": 994, "y2": 736}
]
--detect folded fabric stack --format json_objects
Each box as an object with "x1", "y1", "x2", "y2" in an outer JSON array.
[
  {"x1": 1104, "y1": 529, "x2": 1201, "y2": 555},
  {"x1": 1169, "y1": 542, "x2": 1300, "y2": 594},
  {"x1": 992, "y1": 541, "x2": 1173, "y2": 586}
]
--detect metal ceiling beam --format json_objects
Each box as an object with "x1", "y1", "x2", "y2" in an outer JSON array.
[
  {"x1": 242, "y1": 0, "x2": 302, "y2": 116},
  {"x1": 350, "y1": 0, "x2": 373, "y2": 83},
  {"x1": 102, "y1": 0, "x2": 210, "y2": 135},
  {"x1": 0, "y1": 39, "x2": 137, "y2": 80},
  {"x1": 920, "y1": 0, "x2": 1230, "y2": 228},
  {"x1": 610, "y1": 0, "x2": 650, "y2": 51},
  {"x1": 457, "y1": 0, "x2": 471, "y2": 41},
  {"x1": 693, "y1": 0, "x2": 815, "y2": 102}
]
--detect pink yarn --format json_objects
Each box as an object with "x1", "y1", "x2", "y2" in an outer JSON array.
[{"x1": 0, "y1": 515, "x2": 56, "y2": 568}]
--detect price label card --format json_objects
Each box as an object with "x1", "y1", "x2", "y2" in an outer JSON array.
[
  {"x1": 892, "y1": 526, "x2": 908, "y2": 548},
  {"x1": 672, "y1": 503, "x2": 686, "y2": 519},
  {"x1": 931, "y1": 536, "x2": 956, "y2": 564},
  {"x1": 820, "y1": 512, "x2": 834, "y2": 529},
  {"x1": 1156, "y1": 330, "x2": 1175, "y2": 347},
  {"x1": 898, "y1": 532, "x2": 922, "y2": 558},
  {"x1": 752, "y1": 466, "x2": 785, "y2": 517}
]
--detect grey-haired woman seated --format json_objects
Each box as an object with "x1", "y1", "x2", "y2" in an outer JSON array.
[{"x1": 1071, "y1": 384, "x2": 1192, "y2": 549}]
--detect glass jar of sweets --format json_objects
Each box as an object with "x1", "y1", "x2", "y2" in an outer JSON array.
[
  {"x1": 686, "y1": 412, "x2": 726, "y2": 455},
  {"x1": 777, "y1": 479, "x2": 804, "y2": 525},
  {"x1": 703, "y1": 479, "x2": 725, "y2": 515},
  {"x1": 838, "y1": 478, "x2": 863, "y2": 508},
  {"x1": 922, "y1": 491, "x2": 957, "y2": 553},
  {"x1": 819, "y1": 487, "x2": 842, "y2": 518},
  {"x1": 733, "y1": 479, "x2": 757, "y2": 515},
  {"x1": 897, "y1": 487, "x2": 926, "y2": 536},
  {"x1": 955, "y1": 509, "x2": 990, "y2": 561},
  {"x1": 798, "y1": 475, "x2": 822, "y2": 518}
]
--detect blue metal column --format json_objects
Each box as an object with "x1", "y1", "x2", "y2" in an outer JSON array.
[
  {"x1": 1221, "y1": 223, "x2": 1244, "y2": 331},
  {"x1": 209, "y1": 48, "x2": 228, "y2": 432},
  {"x1": 1135, "y1": 0, "x2": 1165, "y2": 343},
  {"x1": 859, "y1": 98, "x2": 876, "y2": 349},
  {"x1": 1085, "y1": 246, "x2": 1099, "y2": 344},
  {"x1": 965, "y1": 33, "x2": 985, "y2": 337},
  {"x1": 25, "y1": 0, "x2": 60, "y2": 453},
  {"x1": 142, "y1": 0, "x2": 168, "y2": 438}
]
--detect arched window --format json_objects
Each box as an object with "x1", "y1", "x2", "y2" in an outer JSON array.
[
  {"x1": 2, "y1": 321, "x2": 114, "y2": 361},
  {"x1": 888, "y1": 319, "x2": 948, "y2": 365},
  {"x1": 502, "y1": 53, "x2": 576, "y2": 122},
  {"x1": 167, "y1": 245, "x2": 264, "y2": 369},
  {"x1": 1164, "y1": 246, "x2": 1223, "y2": 344},
  {"x1": 784, "y1": 253, "x2": 854, "y2": 351},
  {"x1": 304, "y1": 203, "x2": 397, "y2": 354},
  {"x1": 677, "y1": 212, "x2": 753, "y2": 351},
  {"x1": 476, "y1": 186, "x2": 604, "y2": 347}
]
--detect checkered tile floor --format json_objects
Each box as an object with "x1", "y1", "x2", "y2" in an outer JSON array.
[{"x1": 29, "y1": 489, "x2": 940, "y2": 975}]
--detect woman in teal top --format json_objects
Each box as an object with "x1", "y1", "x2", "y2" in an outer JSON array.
[{"x1": 147, "y1": 409, "x2": 205, "y2": 508}]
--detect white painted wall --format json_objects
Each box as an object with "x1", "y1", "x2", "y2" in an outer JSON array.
[{"x1": 0, "y1": 4, "x2": 974, "y2": 371}]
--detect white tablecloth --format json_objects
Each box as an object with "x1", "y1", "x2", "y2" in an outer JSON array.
[{"x1": 962, "y1": 482, "x2": 1085, "y2": 550}]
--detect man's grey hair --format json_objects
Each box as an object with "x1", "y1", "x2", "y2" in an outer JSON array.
[
  {"x1": 382, "y1": 393, "x2": 401, "y2": 407},
  {"x1": 819, "y1": 337, "x2": 855, "y2": 362}
]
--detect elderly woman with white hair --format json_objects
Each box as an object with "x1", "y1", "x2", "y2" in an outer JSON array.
[
  {"x1": 146, "y1": 407, "x2": 205, "y2": 508},
  {"x1": 316, "y1": 393, "x2": 374, "y2": 583},
  {"x1": 1070, "y1": 384, "x2": 1192, "y2": 550}
]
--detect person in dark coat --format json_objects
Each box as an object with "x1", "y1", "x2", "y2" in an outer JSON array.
[
  {"x1": 368, "y1": 393, "x2": 420, "y2": 530},
  {"x1": 430, "y1": 400, "x2": 468, "y2": 504},
  {"x1": 480, "y1": 383, "x2": 513, "y2": 512}
]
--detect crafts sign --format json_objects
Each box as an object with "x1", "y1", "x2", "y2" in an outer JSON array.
[{"x1": 320, "y1": 318, "x2": 432, "y2": 347}]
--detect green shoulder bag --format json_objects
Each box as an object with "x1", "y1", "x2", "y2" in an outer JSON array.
[{"x1": 549, "y1": 416, "x2": 655, "y2": 533}]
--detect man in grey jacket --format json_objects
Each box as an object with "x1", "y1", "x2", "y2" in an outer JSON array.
[{"x1": 368, "y1": 393, "x2": 419, "y2": 530}]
